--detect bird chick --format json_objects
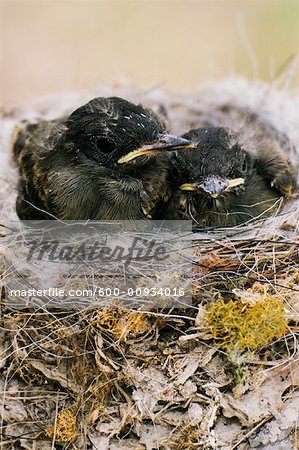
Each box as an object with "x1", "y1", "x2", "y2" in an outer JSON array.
[
  {"x1": 12, "y1": 96, "x2": 192, "y2": 220},
  {"x1": 160, "y1": 127, "x2": 296, "y2": 227}
]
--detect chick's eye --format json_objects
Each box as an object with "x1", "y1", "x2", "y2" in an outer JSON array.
[{"x1": 96, "y1": 138, "x2": 116, "y2": 154}]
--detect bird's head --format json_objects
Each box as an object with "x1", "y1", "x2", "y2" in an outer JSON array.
[
  {"x1": 65, "y1": 97, "x2": 192, "y2": 171},
  {"x1": 177, "y1": 127, "x2": 254, "y2": 201}
]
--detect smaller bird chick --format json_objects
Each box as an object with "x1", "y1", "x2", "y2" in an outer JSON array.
[
  {"x1": 12, "y1": 97, "x2": 192, "y2": 220},
  {"x1": 161, "y1": 127, "x2": 296, "y2": 227}
]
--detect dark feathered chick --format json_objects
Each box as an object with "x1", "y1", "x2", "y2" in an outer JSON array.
[
  {"x1": 12, "y1": 96, "x2": 191, "y2": 220},
  {"x1": 160, "y1": 127, "x2": 296, "y2": 227}
]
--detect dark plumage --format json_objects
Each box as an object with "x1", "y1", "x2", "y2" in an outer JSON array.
[
  {"x1": 160, "y1": 127, "x2": 297, "y2": 227},
  {"x1": 12, "y1": 97, "x2": 191, "y2": 220}
]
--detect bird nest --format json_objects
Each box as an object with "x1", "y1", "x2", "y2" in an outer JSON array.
[{"x1": 0, "y1": 77, "x2": 299, "y2": 449}]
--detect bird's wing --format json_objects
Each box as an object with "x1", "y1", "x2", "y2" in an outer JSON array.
[
  {"x1": 255, "y1": 141, "x2": 297, "y2": 199},
  {"x1": 11, "y1": 120, "x2": 60, "y2": 219}
]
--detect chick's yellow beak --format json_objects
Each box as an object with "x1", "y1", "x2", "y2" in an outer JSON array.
[
  {"x1": 117, "y1": 134, "x2": 194, "y2": 164},
  {"x1": 179, "y1": 177, "x2": 245, "y2": 198},
  {"x1": 179, "y1": 183, "x2": 198, "y2": 191}
]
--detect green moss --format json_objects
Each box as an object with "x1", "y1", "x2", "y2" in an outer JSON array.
[{"x1": 205, "y1": 295, "x2": 288, "y2": 352}]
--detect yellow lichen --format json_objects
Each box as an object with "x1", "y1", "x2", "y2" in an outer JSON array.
[
  {"x1": 45, "y1": 408, "x2": 77, "y2": 443},
  {"x1": 94, "y1": 307, "x2": 152, "y2": 342},
  {"x1": 204, "y1": 293, "x2": 288, "y2": 352},
  {"x1": 170, "y1": 424, "x2": 203, "y2": 449}
]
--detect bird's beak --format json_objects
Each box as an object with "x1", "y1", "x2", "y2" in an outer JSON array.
[
  {"x1": 117, "y1": 134, "x2": 194, "y2": 164},
  {"x1": 180, "y1": 176, "x2": 245, "y2": 198}
]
